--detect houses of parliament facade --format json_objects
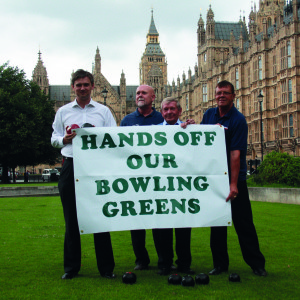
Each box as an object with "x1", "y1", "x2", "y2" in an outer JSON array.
[{"x1": 32, "y1": 1, "x2": 300, "y2": 160}]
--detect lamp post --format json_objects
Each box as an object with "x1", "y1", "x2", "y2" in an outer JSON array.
[
  {"x1": 102, "y1": 87, "x2": 108, "y2": 106},
  {"x1": 257, "y1": 90, "x2": 264, "y2": 162}
]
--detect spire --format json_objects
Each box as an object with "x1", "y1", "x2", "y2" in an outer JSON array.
[
  {"x1": 32, "y1": 50, "x2": 49, "y2": 94},
  {"x1": 94, "y1": 46, "x2": 101, "y2": 74},
  {"x1": 148, "y1": 9, "x2": 159, "y2": 36},
  {"x1": 198, "y1": 13, "x2": 204, "y2": 27},
  {"x1": 207, "y1": 4, "x2": 214, "y2": 22}
]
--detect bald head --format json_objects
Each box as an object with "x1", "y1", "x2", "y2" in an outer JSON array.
[{"x1": 136, "y1": 85, "x2": 155, "y2": 109}]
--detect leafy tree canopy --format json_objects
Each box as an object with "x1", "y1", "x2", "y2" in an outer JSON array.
[
  {"x1": 0, "y1": 63, "x2": 59, "y2": 179},
  {"x1": 254, "y1": 151, "x2": 300, "y2": 186}
]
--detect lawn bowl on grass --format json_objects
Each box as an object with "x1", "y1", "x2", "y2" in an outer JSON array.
[
  {"x1": 122, "y1": 272, "x2": 137, "y2": 284},
  {"x1": 168, "y1": 274, "x2": 182, "y2": 285},
  {"x1": 181, "y1": 275, "x2": 195, "y2": 287}
]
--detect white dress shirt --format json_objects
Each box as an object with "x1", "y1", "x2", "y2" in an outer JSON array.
[
  {"x1": 51, "y1": 99, "x2": 116, "y2": 158},
  {"x1": 161, "y1": 119, "x2": 182, "y2": 125}
]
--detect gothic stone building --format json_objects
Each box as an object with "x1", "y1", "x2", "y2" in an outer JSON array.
[
  {"x1": 32, "y1": 1, "x2": 300, "y2": 166},
  {"x1": 174, "y1": 1, "x2": 300, "y2": 159}
]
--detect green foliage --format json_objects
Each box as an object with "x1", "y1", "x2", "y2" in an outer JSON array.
[
  {"x1": 253, "y1": 151, "x2": 300, "y2": 186},
  {"x1": 0, "y1": 63, "x2": 59, "y2": 176},
  {"x1": 1, "y1": 196, "x2": 299, "y2": 299}
]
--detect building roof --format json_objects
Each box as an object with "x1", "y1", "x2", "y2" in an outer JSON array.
[
  {"x1": 215, "y1": 21, "x2": 248, "y2": 41},
  {"x1": 49, "y1": 85, "x2": 70, "y2": 101},
  {"x1": 112, "y1": 85, "x2": 138, "y2": 102},
  {"x1": 145, "y1": 43, "x2": 165, "y2": 56}
]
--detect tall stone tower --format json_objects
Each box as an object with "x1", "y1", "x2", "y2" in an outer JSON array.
[
  {"x1": 256, "y1": 0, "x2": 285, "y2": 32},
  {"x1": 139, "y1": 9, "x2": 167, "y2": 107},
  {"x1": 32, "y1": 50, "x2": 49, "y2": 94}
]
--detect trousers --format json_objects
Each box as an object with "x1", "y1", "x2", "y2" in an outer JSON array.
[
  {"x1": 210, "y1": 180, "x2": 265, "y2": 270},
  {"x1": 58, "y1": 158, "x2": 115, "y2": 275}
]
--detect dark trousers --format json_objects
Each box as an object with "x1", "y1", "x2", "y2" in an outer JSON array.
[
  {"x1": 174, "y1": 228, "x2": 192, "y2": 269},
  {"x1": 131, "y1": 228, "x2": 173, "y2": 269},
  {"x1": 58, "y1": 159, "x2": 115, "y2": 275},
  {"x1": 210, "y1": 180, "x2": 265, "y2": 270}
]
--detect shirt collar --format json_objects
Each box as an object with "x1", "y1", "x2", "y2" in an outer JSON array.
[
  {"x1": 135, "y1": 107, "x2": 156, "y2": 117},
  {"x1": 162, "y1": 119, "x2": 182, "y2": 125},
  {"x1": 215, "y1": 104, "x2": 235, "y2": 118},
  {"x1": 72, "y1": 98, "x2": 95, "y2": 108}
]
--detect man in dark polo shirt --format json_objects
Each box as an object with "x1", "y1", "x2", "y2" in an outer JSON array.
[
  {"x1": 201, "y1": 80, "x2": 267, "y2": 277},
  {"x1": 121, "y1": 84, "x2": 167, "y2": 272}
]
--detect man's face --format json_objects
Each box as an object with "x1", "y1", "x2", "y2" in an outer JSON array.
[
  {"x1": 136, "y1": 85, "x2": 155, "y2": 108},
  {"x1": 215, "y1": 85, "x2": 235, "y2": 109},
  {"x1": 72, "y1": 77, "x2": 94, "y2": 102},
  {"x1": 161, "y1": 101, "x2": 182, "y2": 125}
]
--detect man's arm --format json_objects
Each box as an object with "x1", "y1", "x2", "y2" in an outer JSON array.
[{"x1": 226, "y1": 149, "x2": 240, "y2": 202}]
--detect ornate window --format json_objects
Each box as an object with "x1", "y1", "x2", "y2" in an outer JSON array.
[
  {"x1": 258, "y1": 56, "x2": 262, "y2": 80},
  {"x1": 274, "y1": 86, "x2": 277, "y2": 108},
  {"x1": 235, "y1": 68, "x2": 239, "y2": 90},
  {"x1": 281, "y1": 80, "x2": 287, "y2": 104},
  {"x1": 282, "y1": 115, "x2": 288, "y2": 138},
  {"x1": 280, "y1": 44, "x2": 286, "y2": 70},
  {"x1": 288, "y1": 79, "x2": 292, "y2": 103},
  {"x1": 289, "y1": 114, "x2": 294, "y2": 137},
  {"x1": 253, "y1": 60, "x2": 258, "y2": 81}
]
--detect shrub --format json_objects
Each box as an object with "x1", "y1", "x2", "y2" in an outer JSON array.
[{"x1": 253, "y1": 151, "x2": 300, "y2": 186}]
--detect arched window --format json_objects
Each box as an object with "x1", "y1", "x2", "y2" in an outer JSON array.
[
  {"x1": 235, "y1": 68, "x2": 239, "y2": 90},
  {"x1": 258, "y1": 56, "x2": 262, "y2": 80}
]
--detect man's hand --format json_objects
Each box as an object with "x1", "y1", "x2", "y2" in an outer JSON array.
[
  {"x1": 63, "y1": 132, "x2": 76, "y2": 145},
  {"x1": 226, "y1": 183, "x2": 239, "y2": 202},
  {"x1": 180, "y1": 119, "x2": 196, "y2": 128}
]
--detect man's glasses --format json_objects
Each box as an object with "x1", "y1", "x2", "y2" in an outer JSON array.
[{"x1": 215, "y1": 92, "x2": 232, "y2": 96}]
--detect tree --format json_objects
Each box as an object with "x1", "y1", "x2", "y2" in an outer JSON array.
[
  {"x1": 253, "y1": 151, "x2": 300, "y2": 186},
  {"x1": 0, "y1": 63, "x2": 60, "y2": 183}
]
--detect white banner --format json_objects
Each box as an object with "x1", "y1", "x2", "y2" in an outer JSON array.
[{"x1": 73, "y1": 125, "x2": 231, "y2": 234}]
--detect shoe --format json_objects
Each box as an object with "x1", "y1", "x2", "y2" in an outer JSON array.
[
  {"x1": 134, "y1": 264, "x2": 148, "y2": 270},
  {"x1": 157, "y1": 267, "x2": 171, "y2": 275},
  {"x1": 177, "y1": 267, "x2": 195, "y2": 275},
  {"x1": 101, "y1": 272, "x2": 116, "y2": 279},
  {"x1": 61, "y1": 272, "x2": 77, "y2": 279},
  {"x1": 253, "y1": 268, "x2": 267, "y2": 276},
  {"x1": 208, "y1": 267, "x2": 228, "y2": 275}
]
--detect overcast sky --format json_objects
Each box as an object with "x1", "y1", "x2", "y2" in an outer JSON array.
[{"x1": 1, "y1": 0, "x2": 258, "y2": 86}]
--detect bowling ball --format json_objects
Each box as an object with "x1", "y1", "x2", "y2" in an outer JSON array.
[{"x1": 168, "y1": 274, "x2": 182, "y2": 285}]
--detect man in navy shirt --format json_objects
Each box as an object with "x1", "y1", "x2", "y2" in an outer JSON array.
[
  {"x1": 120, "y1": 85, "x2": 163, "y2": 126},
  {"x1": 201, "y1": 80, "x2": 267, "y2": 277},
  {"x1": 120, "y1": 85, "x2": 165, "y2": 272}
]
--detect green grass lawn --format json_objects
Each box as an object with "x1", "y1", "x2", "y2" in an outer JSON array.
[{"x1": 1, "y1": 196, "x2": 299, "y2": 299}]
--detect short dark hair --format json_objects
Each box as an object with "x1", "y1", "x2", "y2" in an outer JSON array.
[
  {"x1": 215, "y1": 80, "x2": 235, "y2": 94},
  {"x1": 71, "y1": 69, "x2": 94, "y2": 86}
]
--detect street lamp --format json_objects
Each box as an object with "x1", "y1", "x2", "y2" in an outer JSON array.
[
  {"x1": 102, "y1": 87, "x2": 108, "y2": 106},
  {"x1": 257, "y1": 90, "x2": 264, "y2": 162}
]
